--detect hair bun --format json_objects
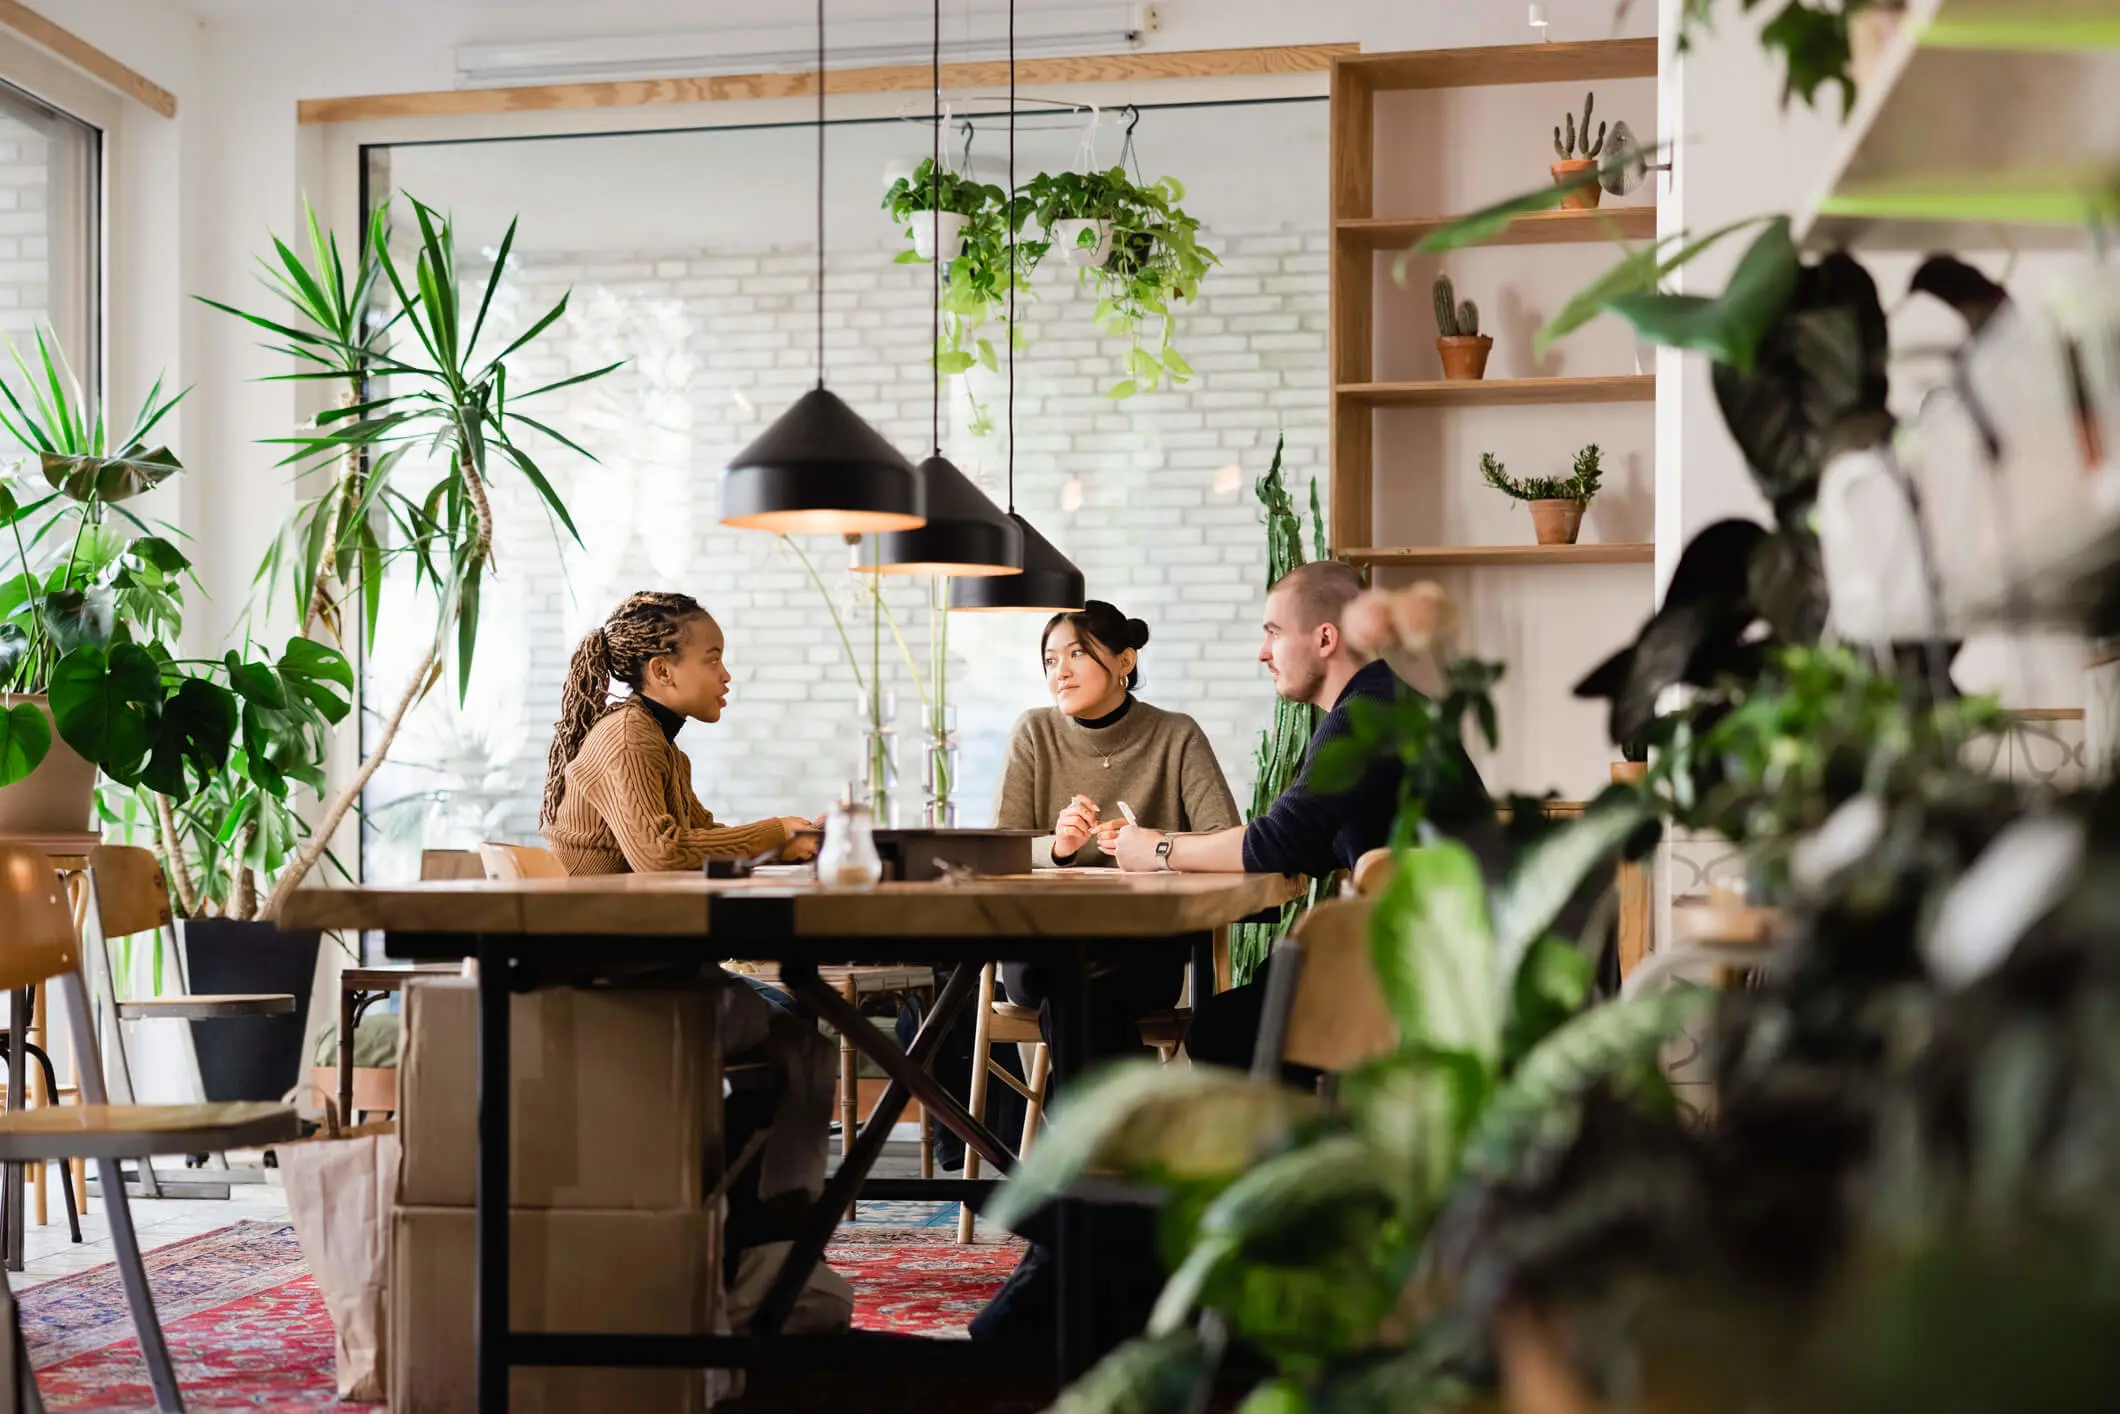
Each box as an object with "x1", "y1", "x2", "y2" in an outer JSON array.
[{"x1": 1125, "y1": 617, "x2": 1151, "y2": 651}]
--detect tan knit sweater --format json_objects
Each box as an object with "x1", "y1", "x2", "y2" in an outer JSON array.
[
  {"x1": 543, "y1": 698, "x2": 789, "y2": 875},
  {"x1": 994, "y1": 699, "x2": 1240, "y2": 868}
]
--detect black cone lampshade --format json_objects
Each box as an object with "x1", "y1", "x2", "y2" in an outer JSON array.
[
  {"x1": 858, "y1": 455, "x2": 1022, "y2": 576},
  {"x1": 720, "y1": 386, "x2": 927, "y2": 535},
  {"x1": 950, "y1": 514, "x2": 1085, "y2": 612}
]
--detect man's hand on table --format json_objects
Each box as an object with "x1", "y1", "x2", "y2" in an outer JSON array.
[{"x1": 1113, "y1": 824, "x2": 1168, "y2": 873}]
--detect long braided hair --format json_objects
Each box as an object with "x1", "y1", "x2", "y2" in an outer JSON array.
[{"x1": 541, "y1": 591, "x2": 711, "y2": 827}]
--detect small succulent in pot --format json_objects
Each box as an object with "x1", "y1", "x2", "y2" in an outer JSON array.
[
  {"x1": 1552, "y1": 90, "x2": 1608, "y2": 210},
  {"x1": 1434, "y1": 273, "x2": 1494, "y2": 381},
  {"x1": 1482, "y1": 444, "x2": 1604, "y2": 545}
]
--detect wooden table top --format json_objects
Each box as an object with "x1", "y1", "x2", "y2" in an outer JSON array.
[{"x1": 281, "y1": 870, "x2": 1297, "y2": 940}]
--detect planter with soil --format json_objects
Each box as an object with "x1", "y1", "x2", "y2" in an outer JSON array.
[
  {"x1": 177, "y1": 918, "x2": 322, "y2": 1103},
  {"x1": 1433, "y1": 274, "x2": 1492, "y2": 381},
  {"x1": 0, "y1": 695, "x2": 96, "y2": 834},
  {"x1": 1530, "y1": 499, "x2": 1588, "y2": 545},
  {"x1": 1551, "y1": 91, "x2": 1608, "y2": 211}
]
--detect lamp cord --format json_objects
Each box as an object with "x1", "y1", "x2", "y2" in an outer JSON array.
[
  {"x1": 816, "y1": 0, "x2": 826, "y2": 389},
  {"x1": 930, "y1": 0, "x2": 940, "y2": 456},
  {"x1": 1005, "y1": 0, "x2": 1015, "y2": 514}
]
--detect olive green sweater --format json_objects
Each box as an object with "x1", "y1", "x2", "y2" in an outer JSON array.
[{"x1": 994, "y1": 699, "x2": 1241, "y2": 868}]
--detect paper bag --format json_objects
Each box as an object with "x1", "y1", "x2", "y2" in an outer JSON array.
[{"x1": 276, "y1": 1116, "x2": 400, "y2": 1401}]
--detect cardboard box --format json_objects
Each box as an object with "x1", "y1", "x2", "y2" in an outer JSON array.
[
  {"x1": 400, "y1": 980, "x2": 718, "y2": 1209},
  {"x1": 391, "y1": 1206, "x2": 714, "y2": 1414}
]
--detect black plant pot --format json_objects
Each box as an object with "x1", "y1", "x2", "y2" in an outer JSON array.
[{"x1": 176, "y1": 919, "x2": 321, "y2": 1103}]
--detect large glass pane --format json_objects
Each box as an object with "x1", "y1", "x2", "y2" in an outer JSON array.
[
  {"x1": 0, "y1": 80, "x2": 98, "y2": 373},
  {"x1": 360, "y1": 98, "x2": 1328, "y2": 880}
]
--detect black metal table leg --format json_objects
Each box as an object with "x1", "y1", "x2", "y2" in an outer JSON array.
[
  {"x1": 5, "y1": 986, "x2": 25, "y2": 1273},
  {"x1": 751, "y1": 959, "x2": 982, "y2": 1336},
  {"x1": 476, "y1": 939, "x2": 512, "y2": 1414},
  {"x1": 1047, "y1": 949, "x2": 1095, "y2": 1381}
]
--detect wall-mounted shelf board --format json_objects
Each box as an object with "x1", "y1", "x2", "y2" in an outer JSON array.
[
  {"x1": 1338, "y1": 38, "x2": 1657, "y2": 92},
  {"x1": 1337, "y1": 206, "x2": 1657, "y2": 250},
  {"x1": 1346, "y1": 543, "x2": 1654, "y2": 568},
  {"x1": 1800, "y1": 0, "x2": 2120, "y2": 251},
  {"x1": 1338, "y1": 374, "x2": 1654, "y2": 408}
]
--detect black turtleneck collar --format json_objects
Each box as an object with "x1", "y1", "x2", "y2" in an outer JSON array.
[
  {"x1": 634, "y1": 692, "x2": 685, "y2": 742},
  {"x1": 1073, "y1": 694, "x2": 1134, "y2": 731}
]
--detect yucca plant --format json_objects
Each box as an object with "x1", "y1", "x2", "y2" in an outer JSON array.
[
  {"x1": 992, "y1": 804, "x2": 1701, "y2": 1412},
  {"x1": 0, "y1": 330, "x2": 350, "y2": 920},
  {"x1": 206, "y1": 196, "x2": 617, "y2": 920}
]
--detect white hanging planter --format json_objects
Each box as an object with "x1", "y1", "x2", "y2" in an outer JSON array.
[
  {"x1": 1052, "y1": 218, "x2": 1114, "y2": 268},
  {"x1": 911, "y1": 211, "x2": 970, "y2": 262},
  {"x1": 1817, "y1": 444, "x2": 1943, "y2": 647}
]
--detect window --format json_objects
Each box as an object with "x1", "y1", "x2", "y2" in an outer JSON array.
[{"x1": 0, "y1": 78, "x2": 99, "y2": 380}]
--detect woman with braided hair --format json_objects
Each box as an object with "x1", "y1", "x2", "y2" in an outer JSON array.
[
  {"x1": 541, "y1": 591, "x2": 820, "y2": 874},
  {"x1": 541, "y1": 592, "x2": 841, "y2": 1295}
]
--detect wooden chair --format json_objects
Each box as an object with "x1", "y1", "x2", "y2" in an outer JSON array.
[
  {"x1": 0, "y1": 986, "x2": 82, "y2": 1244},
  {"x1": 478, "y1": 841, "x2": 567, "y2": 880},
  {"x1": 1252, "y1": 899, "x2": 1399, "y2": 1077},
  {"x1": 960, "y1": 962, "x2": 1050, "y2": 1244},
  {"x1": 0, "y1": 843, "x2": 299, "y2": 1412},
  {"x1": 81, "y1": 846, "x2": 297, "y2": 1202}
]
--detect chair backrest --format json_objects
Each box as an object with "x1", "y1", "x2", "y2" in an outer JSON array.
[
  {"x1": 1351, "y1": 848, "x2": 1396, "y2": 897},
  {"x1": 419, "y1": 848, "x2": 485, "y2": 882},
  {"x1": 478, "y1": 842, "x2": 567, "y2": 881},
  {"x1": 1266, "y1": 899, "x2": 1398, "y2": 1074},
  {"x1": 0, "y1": 845, "x2": 81, "y2": 991},
  {"x1": 86, "y1": 844, "x2": 172, "y2": 940}
]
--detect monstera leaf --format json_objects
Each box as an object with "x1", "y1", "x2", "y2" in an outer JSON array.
[
  {"x1": 48, "y1": 642, "x2": 162, "y2": 781},
  {"x1": 41, "y1": 444, "x2": 182, "y2": 503},
  {"x1": 0, "y1": 698, "x2": 50, "y2": 786}
]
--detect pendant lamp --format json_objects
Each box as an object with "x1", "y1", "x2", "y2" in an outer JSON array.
[
  {"x1": 950, "y1": 0, "x2": 1086, "y2": 613},
  {"x1": 721, "y1": 0, "x2": 925, "y2": 536},
  {"x1": 858, "y1": 0, "x2": 1021, "y2": 577}
]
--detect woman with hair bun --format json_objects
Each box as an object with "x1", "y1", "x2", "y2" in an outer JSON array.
[{"x1": 993, "y1": 598, "x2": 1239, "y2": 1049}]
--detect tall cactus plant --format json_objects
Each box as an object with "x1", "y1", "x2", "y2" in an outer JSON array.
[
  {"x1": 1554, "y1": 90, "x2": 1608, "y2": 159},
  {"x1": 1434, "y1": 276, "x2": 1481, "y2": 338}
]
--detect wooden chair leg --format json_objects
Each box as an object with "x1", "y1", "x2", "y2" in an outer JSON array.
[
  {"x1": 958, "y1": 964, "x2": 997, "y2": 1245},
  {"x1": 1020, "y1": 1043, "x2": 1051, "y2": 1156},
  {"x1": 99, "y1": 1155, "x2": 182, "y2": 1412},
  {"x1": 27, "y1": 986, "x2": 43, "y2": 1231}
]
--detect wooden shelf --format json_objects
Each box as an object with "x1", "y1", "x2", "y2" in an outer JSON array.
[
  {"x1": 1337, "y1": 38, "x2": 1658, "y2": 92},
  {"x1": 1343, "y1": 543, "x2": 1654, "y2": 567},
  {"x1": 1337, "y1": 205, "x2": 1657, "y2": 250},
  {"x1": 1338, "y1": 374, "x2": 1655, "y2": 408},
  {"x1": 1799, "y1": 0, "x2": 2120, "y2": 251}
]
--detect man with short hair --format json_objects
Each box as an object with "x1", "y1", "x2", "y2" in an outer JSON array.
[
  {"x1": 1112, "y1": 560, "x2": 1491, "y2": 1073},
  {"x1": 1113, "y1": 560, "x2": 1489, "y2": 880}
]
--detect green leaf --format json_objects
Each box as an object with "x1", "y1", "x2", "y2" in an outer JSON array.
[
  {"x1": 1605, "y1": 217, "x2": 1799, "y2": 374},
  {"x1": 1234, "y1": 1381, "x2": 1309, "y2": 1414},
  {"x1": 0, "y1": 700, "x2": 50, "y2": 786},
  {"x1": 1050, "y1": 1332, "x2": 1214, "y2": 1414},
  {"x1": 1490, "y1": 796, "x2": 1653, "y2": 989},
  {"x1": 0, "y1": 621, "x2": 26, "y2": 682},
  {"x1": 1196, "y1": 1135, "x2": 1397, "y2": 1259},
  {"x1": 125, "y1": 536, "x2": 191, "y2": 574},
  {"x1": 1533, "y1": 217, "x2": 1771, "y2": 359},
  {"x1": 1503, "y1": 936, "x2": 1595, "y2": 1069},
  {"x1": 224, "y1": 650, "x2": 287, "y2": 709},
  {"x1": 43, "y1": 589, "x2": 114, "y2": 655},
  {"x1": 1368, "y1": 842, "x2": 1500, "y2": 1065},
  {"x1": 1105, "y1": 379, "x2": 1139, "y2": 400},
  {"x1": 1459, "y1": 988, "x2": 1711, "y2": 1185},
  {"x1": 1303, "y1": 736, "x2": 1372, "y2": 797},
  {"x1": 456, "y1": 557, "x2": 482, "y2": 704},
  {"x1": 1161, "y1": 346, "x2": 1194, "y2": 379},
  {"x1": 983, "y1": 1062, "x2": 1315, "y2": 1233},
  {"x1": 140, "y1": 677, "x2": 238, "y2": 802},
  {"x1": 933, "y1": 350, "x2": 976, "y2": 375},
  {"x1": 39, "y1": 446, "x2": 183, "y2": 503},
  {"x1": 1342, "y1": 1047, "x2": 1489, "y2": 1220},
  {"x1": 49, "y1": 642, "x2": 161, "y2": 780},
  {"x1": 277, "y1": 635, "x2": 355, "y2": 691}
]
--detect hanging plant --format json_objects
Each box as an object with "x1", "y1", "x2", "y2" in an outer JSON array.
[
  {"x1": 1026, "y1": 165, "x2": 1215, "y2": 401},
  {"x1": 883, "y1": 158, "x2": 1037, "y2": 436}
]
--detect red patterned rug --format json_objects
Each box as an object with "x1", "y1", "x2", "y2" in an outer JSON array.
[{"x1": 19, "y1": 1220, "x2": 1023, "y2": 1411}]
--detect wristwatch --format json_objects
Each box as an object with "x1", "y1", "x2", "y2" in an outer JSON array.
[{"x1": 1155, "y1": 838, "x2": 1175, "y2": 872}]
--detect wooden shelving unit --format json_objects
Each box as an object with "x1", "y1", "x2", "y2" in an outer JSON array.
[
  {"x1": 1344, "y1": 543, "x2": 1655, "y2": 568},
  {"x1": 1335, "y1": 205, "x2": 1658, "y2": 250},
  {"x1": 1329, "y1": 37, "x2": 1660, "y2": 552},
  {"x1": 1339, "y1": 374, "x2": 1655, "y2": 408}
]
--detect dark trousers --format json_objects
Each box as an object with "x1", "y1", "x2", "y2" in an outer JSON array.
[
  {"x1": 998, "y1": 957, "x2": 1183, "y2": 1069},
  {"x1": 1184, "y1": 979, "x2": 1320, "y2": 1088}
]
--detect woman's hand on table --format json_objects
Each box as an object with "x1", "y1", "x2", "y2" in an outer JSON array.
[
  {"x1": 1053, "y1": 794, "x2": 1101, "y2": 859},
  {"x1": 779, "y1": 817, "x2": 821, "y2": 862}
]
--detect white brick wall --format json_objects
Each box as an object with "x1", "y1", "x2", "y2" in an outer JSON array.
[
  {"x1": 363, "y1": 226, "x2": 1328, "y2": 874},
  {"x1": 0, "y1": 118, "x2": 50, "y2": 339}
]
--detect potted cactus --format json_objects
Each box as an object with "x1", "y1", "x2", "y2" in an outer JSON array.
[
  {"x1": 1552, "y1": 91, "x2": 1608, "y2": 210},
  {"x1": 1482, "y1": 444, "x2": 1604, "y2": 545},
  {"x1": 1434, "y1": 274, "x2": 1492, "y2": 381}
]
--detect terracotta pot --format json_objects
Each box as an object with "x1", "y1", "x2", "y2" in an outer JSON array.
[
  {"x1": 1529, "y1": 499, "x2": 1586, "y2": 546},
  {"x1": 0, "y1": 695, "x2": 96, "y2": 834},
  {"x1": 1437, "y1": 334, "x2": 1493, "y2": 381},
  {"x1": 1551, "y1": 158, "x2": 1603, "y2": 210}
]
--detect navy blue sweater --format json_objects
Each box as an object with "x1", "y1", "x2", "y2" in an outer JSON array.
[{"x1": 1241, "y1": 660, "x2": 1492, "y2": 878}]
